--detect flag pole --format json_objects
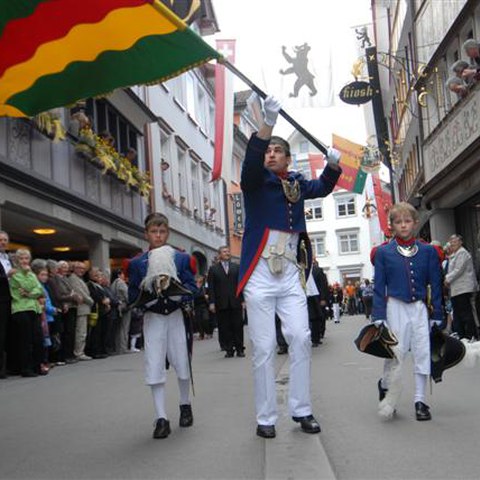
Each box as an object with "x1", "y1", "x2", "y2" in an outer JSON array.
[{"x1": 221, "y1": 59, "x2": 329, "y2": 156}]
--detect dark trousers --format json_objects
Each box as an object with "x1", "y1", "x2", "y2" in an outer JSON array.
[
  {"x1": 86, "y1": 315, "x2": 107, "y2": 357},
  {"x1": 363, "y1": 297, "x2": 373, "y2": 320},
  {"x1": 195, "y1": 305, "x2": 213, "y2": 337},
  {"x1": 452, "y1": 293, "x2": 478, "y2": 339},
  {"x1": 61, "y1": 308, "x2": 77, "y2": 360},
  {"x1": 216, "y1": 308, "x2": 244, "y2": 354},
  {"x1": 347, "y1": 297, "x2": 356, "y2": 315},
  {"x1": 0, "y1": 300, "x2": 10, "y2": 373},
  {"x1": 9, "y1": 311, "x2": 43, "y2": 374}
]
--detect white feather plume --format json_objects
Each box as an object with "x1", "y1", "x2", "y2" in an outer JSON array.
[
  {"x1": 378, "y1": 346, "x2": 403, "y2": 420},
  {"x1": 141, "y1": 245, "x2": 179, "y2": 294},
  {"x1": 461, "y1": 339, "x2": 480, "y2": 368}
]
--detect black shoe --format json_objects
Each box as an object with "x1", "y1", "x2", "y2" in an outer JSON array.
[
  {"x1": 256, "y1": 424, "x2": 276, "y2": 438},
  {"x1": 292, "y1": 415, "x2": 321, "y2": 434},
  {"x1": 225, "y1": 351, "x2": 234, "y2": 358},
  {"x1": 179, "y1": 404, "x2": 193, "y2": 427},
  {"x1": 312, "y1": 342, "x2": 320, "y2": 348},
  {"x1": 153, "y1": 418, "x2": 171, "y2": 439},
  {"x1": 277, "y1": 346, "x2": 288, "y2": 355},
  {"x1": 236, "y1": 351, "x2": 245, "y2": 358},
  {"x1": 415, "y1": 402, "x2": 431, "y2": 421},
  {"x1": 378, "y1": 379, "x2": 388, "y2": 402}
]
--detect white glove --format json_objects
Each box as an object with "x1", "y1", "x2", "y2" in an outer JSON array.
[
  {"x1": 371, "y1": 320, "x2": 385, "y2": 327},
  {"x1": 263, "y1": 95, "x2": 282, "y2": 127},
  {"x1": 326, "y1": 147, "x2": 341, "y2": 165},
  {"x1": 430, "y1": 320, "x2": 443, "y2": 329}
]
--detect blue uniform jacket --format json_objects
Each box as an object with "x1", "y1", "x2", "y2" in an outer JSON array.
[
  {"x1": 128, "y1": 248, "x2": 197, "y2": 314},
  {"x1": 238, "y1": 134, "x2": 341, "y2": 294},
  {"x1": 372, "y1": 239, "x2": 443, "y2": 322}
]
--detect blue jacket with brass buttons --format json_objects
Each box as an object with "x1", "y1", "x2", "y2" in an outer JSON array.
[
  {"x1": 237, "y1": 133, "x2": 341, "y2": 294},
  {"x1": 372, "y1": 239, "x2": 443, "y2": 322},
  {"x1": 128, "y1": 249, "x2": 197, "y2": 315}
]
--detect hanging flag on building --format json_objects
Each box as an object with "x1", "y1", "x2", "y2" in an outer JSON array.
[
  {"x1": 372, "y1": 172, "x2": 392, "y2": 237},
  {"x1": 211, "y1": 39, "x2": 235, "y2": 183},
  {"x1": 0, "y1": 0, "x2": 220, "y2": 117},
  {"x1": 308, "y1": 153, "x2": 325, "y2": 179},
  {"x1": 332, "y1": 134, "x2": 367, "y2": 194}
]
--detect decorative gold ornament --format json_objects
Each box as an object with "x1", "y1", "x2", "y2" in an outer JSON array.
[{"x1": 281, "y1": 178, "x2": 301, "y2": 203}]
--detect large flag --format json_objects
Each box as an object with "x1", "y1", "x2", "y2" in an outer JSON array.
[
  {"x1": 212, "y1": 39, "x2": 235, "y2": 183},
  {"x1": 0, "y1": 0, "x2": 220, "y2": 117},
  {"x1": 331, "y1": 134, "x2": 367, "y2": 194}
]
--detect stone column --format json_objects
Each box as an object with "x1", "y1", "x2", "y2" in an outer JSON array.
[
  {"x1": 429, "y1": 208, "x2": 456, "y2": 244},
  {"x1": 88, "y1": 236, "x2": 110, "y2": 273}
]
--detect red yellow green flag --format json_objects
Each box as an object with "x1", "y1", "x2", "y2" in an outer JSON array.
[
  {"x1": 332, "y1": 134, "x2": 367, "y2": 194},
  {"x1": 0, "y1": 0, "x2": 221, "y2": 117}
]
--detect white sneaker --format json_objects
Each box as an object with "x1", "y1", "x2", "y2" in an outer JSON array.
[
  {"x1": 77, "y1": 354, "x2": 92, "y2": 361},
  {"x1": 129, "y1": 347, "x2": 141, "y2": 353}
]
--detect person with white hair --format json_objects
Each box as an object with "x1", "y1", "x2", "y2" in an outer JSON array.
[
  {"x1": 8, "y1": 249, "x2": 44, "y2": 377},
  {"x1": 0, "y1": 230, "x2": 12, "y2": 378},
  {"x1": 445, "y1": 234, "x2": 479, "y2": 340},
  {"x1": 48, "y1": 259, "x2": 80, "y2": 364}
]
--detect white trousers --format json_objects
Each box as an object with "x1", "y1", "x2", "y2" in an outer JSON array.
[
  {"x1": 383, "y1": 297, "x2": 431, "y2": 382},
  {"x1": 332, "y1": 303, "x2": 340, "y2": 322},
  {"x1": 244, "y1": 258, "x2": 312, "y2": 426},
  {"x1": 143, "y1": 310, "x2": 189, "y2": 385}
]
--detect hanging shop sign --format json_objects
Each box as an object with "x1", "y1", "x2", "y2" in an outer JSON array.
[
  {"x1": 339, "y1": 81, "x2": 374, "y2": 105},
  {"x1": 232, "y1": 193, "x2": 244, "y2": 233}
]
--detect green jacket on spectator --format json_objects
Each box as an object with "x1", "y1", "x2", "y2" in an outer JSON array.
[{"x1": 9, "y1": 269, "x2": 44, "y2": 314}]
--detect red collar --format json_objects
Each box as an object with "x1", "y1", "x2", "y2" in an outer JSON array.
[
  {"x1": 276, "y1": 170, "x2": 289, "y2": 180},
  {"x1": 395, "y1": 236, "x2": 416, "y2": 246}
]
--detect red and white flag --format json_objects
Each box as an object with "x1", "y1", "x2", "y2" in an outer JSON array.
[{"x1": 212, "y1": 39, "x2": 235, "y2": 182}]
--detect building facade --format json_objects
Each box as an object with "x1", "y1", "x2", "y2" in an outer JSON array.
[{"x1": 372, "y1": 0, "x2": 480, "y2": 273}]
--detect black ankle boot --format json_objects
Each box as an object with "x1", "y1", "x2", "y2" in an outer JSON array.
[
  {"x1": 415, "y1": 402, "x2": 431, "y2": 421},
  {"x1": 153, "y1": 418, "x2": 171, "y2": 439},
  {"x1": 179, "y1": 404, "x2": 193, "y2": 427}
]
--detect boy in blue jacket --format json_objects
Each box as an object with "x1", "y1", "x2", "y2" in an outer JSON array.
[
  {"x1": 372, "y1": 202, "x2": 443, "y2": 421},
  {"x1": 128, "y1": 213, "x2": 197, "y2": 439}
]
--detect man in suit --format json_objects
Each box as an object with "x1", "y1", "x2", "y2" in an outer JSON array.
[
  {"x1": 207, "y1": 246, "x2": 245, "y2": 358},
  {"x1": 310, "y1": 261, "x2": 329, "y2": 346},
  {"x1": 0, "y1": 230, "x2": 12, "y2": 378}
]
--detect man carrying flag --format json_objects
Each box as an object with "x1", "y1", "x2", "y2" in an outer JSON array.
[{"x1": 238, "y1": 96, "x2": 342, "y2": 438}]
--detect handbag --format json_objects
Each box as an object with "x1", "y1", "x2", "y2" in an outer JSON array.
[{"x1": 88, "y1": 312, "x2": 98, "y2": 327}]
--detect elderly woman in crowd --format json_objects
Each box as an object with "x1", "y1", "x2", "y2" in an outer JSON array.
[
  {"x1": 8, "y1": 250, "x2": 44, "y2": 377},
  {"x1": 445, "y1": 234, "x2": 479, "y2": 340}
]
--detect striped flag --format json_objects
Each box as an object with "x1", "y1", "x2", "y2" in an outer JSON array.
[
  {"x1": 211, "y1": 39, "x2": 235, "y2": 183},
  {"x1": 332, "y1": 134, "x2": 367, "y2": 194},
  {"x1": 0, "y1": 0, "x2": 220, "y2": 117}
]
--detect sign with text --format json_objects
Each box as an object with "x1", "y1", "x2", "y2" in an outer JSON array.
[
  {"x1": 339, "y1": 81, "x2": 374, "y2": 105},
  {"x1": 424, "y1": 88, "x2": 480, "y2": 183},
  {"x1": 232, "y1": 193, "x2": 244, "y2": 233}
]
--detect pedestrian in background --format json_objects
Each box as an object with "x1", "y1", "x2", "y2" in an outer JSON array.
[
  {"x1": 362, "y1": 279, "x2": 373, "y2": 321},
  {"x1": 111, "y1": 269, "x2": 131, "y2": 354},
  {"x1": 207, "y1": 246, "x2": 245, "y2": 358},
  {"x1": 8, "y1": 250, "x2": 44, "y2": 377},
  {"x1": 68, "y1": 262, "x2": 94, "y2": 360},
  {"x1": 0, "y1": 230, "x2": 12, "y2": 378},
  {"x1": 193, "y1": 275, "x2": 212, "y2": 340},
  {"x1": 445, "y1": 234, "x2": 479, "y2": 340},
  {"x1": 332, "y1": 283, "x2": 343, "y2": 323}
]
